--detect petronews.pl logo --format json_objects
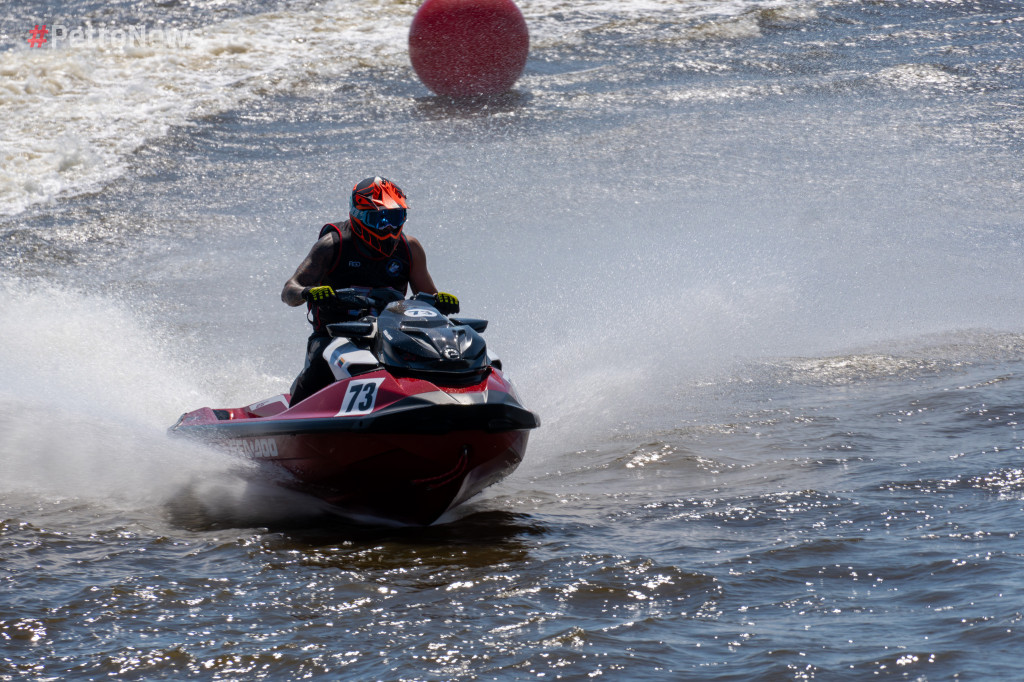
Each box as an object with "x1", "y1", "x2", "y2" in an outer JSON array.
[{"x1": 27, "y1": 23, "x2": 200, "y2": 49}]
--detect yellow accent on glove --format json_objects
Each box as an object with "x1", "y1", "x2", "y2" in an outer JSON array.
[
  {"x1": 304, "y1": 285, "x2": 336, "y2": 303},
  {"x1": 436, "y1": 292, "x2": 459, "y2": 307},
  {"x1": 434, "y1": 292, "x2": 460, "y2": 315}
]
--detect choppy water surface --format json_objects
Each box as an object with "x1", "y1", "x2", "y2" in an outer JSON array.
[{"x1": 3, "y1": 0, "x2": 1024, "y2": 679}]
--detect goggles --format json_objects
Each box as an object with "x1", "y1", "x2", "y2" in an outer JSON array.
[{"x1": 351, "y1": 207, "x2": 407, "y2": 235}]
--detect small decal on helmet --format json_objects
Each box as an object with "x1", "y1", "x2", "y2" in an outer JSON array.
[
  {"x1": 349, "y1": 260, "x2": 361, "y2": 268},
  {"x1": 405, "y1": 309, "x2": 438, "y2": 318}
]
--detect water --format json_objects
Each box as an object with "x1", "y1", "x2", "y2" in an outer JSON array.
[{"x1": 3, "y1": 0, "x2": 1024, "y2": 678}]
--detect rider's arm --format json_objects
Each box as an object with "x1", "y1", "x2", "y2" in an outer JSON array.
[
  {"x1": 407, "y1": 236, "x2": 438, "y2": 295},
  {"x1": 281, "y1": 232, "x2": 339, "y2": 306}
]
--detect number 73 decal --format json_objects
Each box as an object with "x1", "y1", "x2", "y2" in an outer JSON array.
[{"x1": 336, "y1": 378, "x2": 386, "y2": 416}]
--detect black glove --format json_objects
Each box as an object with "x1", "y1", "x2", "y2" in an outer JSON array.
[
  {"x1": 434, "y1": 292, "x2": 460, "y2": 315},
  {"x1": 302, "y1": 285, "x2": 336, "y2": 305}
]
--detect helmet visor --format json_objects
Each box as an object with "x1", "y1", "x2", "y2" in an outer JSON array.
[{"x1": 351, "y1": 207, "x2": 407, "y2": 235}]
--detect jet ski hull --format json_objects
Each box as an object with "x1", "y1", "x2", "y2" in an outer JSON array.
[{"x1": 169, "y1": 368, "x2": 538, "y2": 525}]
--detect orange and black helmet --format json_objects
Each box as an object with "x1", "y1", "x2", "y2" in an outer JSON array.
[{"x1": 349, "y1": 176, "x2": 409, "y2": 257}]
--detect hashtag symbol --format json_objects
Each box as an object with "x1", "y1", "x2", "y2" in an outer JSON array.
[{"x1": 27, "y1": 24, "x2": 48, "y2": 48}]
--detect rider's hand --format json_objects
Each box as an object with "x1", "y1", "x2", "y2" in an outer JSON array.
[
  {"x1": 302, "y1": 285, "x2": 336, "y2": 305},
  {"x1": 434, "y1": 292, "x2": 460, "y2": 315}
]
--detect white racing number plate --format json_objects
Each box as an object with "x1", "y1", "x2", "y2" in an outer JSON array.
[{"x1": 336, "y1": 377, "x2": 386, "y2": 417}]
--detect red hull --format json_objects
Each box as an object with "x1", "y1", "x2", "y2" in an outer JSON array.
[
  {"x1": 170, "y1": 368, "x2": 538, "y2": 525},
  {"x1": 260, "y1": 429, "x2": 529, "y2": 525}
]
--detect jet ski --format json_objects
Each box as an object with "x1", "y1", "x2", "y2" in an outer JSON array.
[{"x1": 169, "y1": 289, "x2": 540, "y2": 526}]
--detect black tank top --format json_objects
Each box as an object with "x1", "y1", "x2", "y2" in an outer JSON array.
[{"x1": 309, "y1": 220, "x2": 412, "y2": 333}]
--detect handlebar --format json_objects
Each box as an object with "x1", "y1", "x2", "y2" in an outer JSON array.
[{"x1": 323, "y1": 288, "x2": 456, "y2": 317}]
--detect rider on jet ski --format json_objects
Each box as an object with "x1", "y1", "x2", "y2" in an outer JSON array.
[{"x1": 281, "y1": 176, "x2": 459, "y2": 405}]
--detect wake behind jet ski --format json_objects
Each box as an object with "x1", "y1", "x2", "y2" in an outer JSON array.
[{"x1": 169, "y1": 290, "x2": 539, "y2": 526}]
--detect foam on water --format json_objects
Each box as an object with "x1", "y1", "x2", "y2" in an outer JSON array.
[
  {"x1": 0, "y1": 280, "x2": 206, "y2": 418},
  {"x1": 0, "y1": 1, "x2": 410, "y2": 216},
  {"x1": 0, "y1": 0, "x2": 813, "y2": 217},
  {"x1": 0, "y1": 280, "x2": 272, "y2": 512}
]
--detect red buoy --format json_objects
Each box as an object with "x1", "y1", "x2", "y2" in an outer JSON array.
[{"x1": 409, "y1": 0, "x2": 529, "y2": 97}]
